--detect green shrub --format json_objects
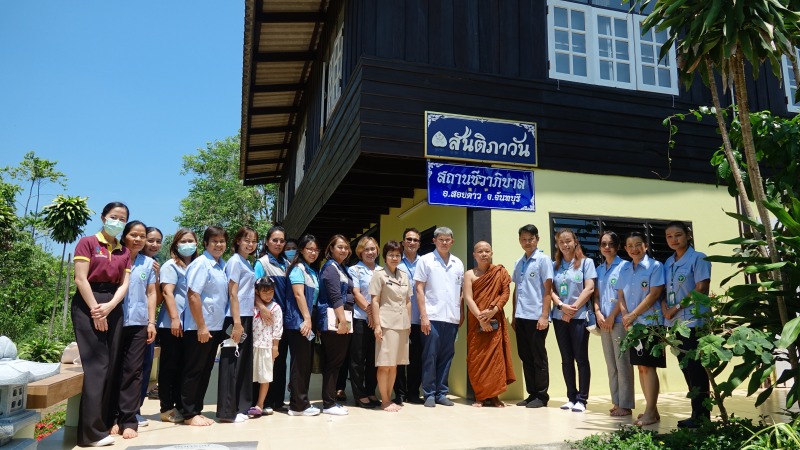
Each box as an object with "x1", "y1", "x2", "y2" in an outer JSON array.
[{"x1": 18, "y1": 337, "x2": 64, "y2": 363}]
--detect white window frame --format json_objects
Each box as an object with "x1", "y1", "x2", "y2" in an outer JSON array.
[
  {"x1": 782, "y1": 52, "x2": 800, "y2": 113},
  {"x1": 547, "y1": 0, "x2": 678, "y2": 95},
  {"x1": 633, "y1": 19, "x2": 678, "y2": 94},
  {"x1": 325, "y1": 25, "x2": 344, "y2": 122},
  {"x1": 294, "y1": 127, "x2": 307, "y2": 192}
]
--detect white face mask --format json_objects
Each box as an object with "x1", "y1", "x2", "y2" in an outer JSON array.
[
  {"x1": 284, "y1": 249, "x2": 297, "y2": 261},
  {"x1": 177, "y1": 242, "x2": 197, "y2": 257},
  {"x1": 103, "y1": 218, "x2": 125, "y2": 236}
]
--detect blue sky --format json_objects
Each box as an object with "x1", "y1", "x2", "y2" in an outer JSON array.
[{"x1": 0, "y1": 1, "x2": 244, "y2": 247}]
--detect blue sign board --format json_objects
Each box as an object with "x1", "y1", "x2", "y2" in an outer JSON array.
[
  {"x1": 425, "y1": 111, "x2": 538, "y2": 167},
  {"x1": 427, "y1": 161, "x2": 536, "y2": 211}
]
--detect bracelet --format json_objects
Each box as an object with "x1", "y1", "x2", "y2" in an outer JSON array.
[{"x1": 148, "y1": 321, "x2": 156, "y2": 325}]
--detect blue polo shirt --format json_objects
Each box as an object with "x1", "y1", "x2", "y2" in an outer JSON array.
[
  {"x1": 184, "y1": 251, "x2": 228, "y2": 332},
  {"x1": 596, "y1": 256, "x2": 628, "y2": 323},
  {"x1": 225, "y1": 253, "x2": 255, "y2": 318},
  {"x1": 289, "y1": 262, "x2": 319, "y2": 305},
  {"x1": 551, "y1": 257, "x2": 596, "y2": 321},
  {"x1": 663, "y1": 247, "x2": 711, "y2": 327},
  {"x1": 512, "y1": 249, "x2": 554, "y2": 320},
  {"x1": 413, "y1": 251, "x2": 464, "y2": 324},
  {"x1": 123, "y1": 253, "x2": 156, "y2": 327},
  {"x1": 617, "y1": 254, "x2": 664, "y2": 326},
  {"x1": 398, "y1": 255, "x2": 420, "y2": 324},
  {"x1": 157, "y1": 259, "x2": 187, "y2": 329},
  {"x1": 349, "y1": 261, "x2": 381, "y2": 320}
]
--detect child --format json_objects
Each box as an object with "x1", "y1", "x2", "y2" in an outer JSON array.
[{"x1": 249, "y1": 277, "x2": 283, "y2": 417}]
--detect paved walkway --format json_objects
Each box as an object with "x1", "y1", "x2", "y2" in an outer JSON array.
[{"x1": 38, "y1": 383, "x2": 794, "y2": 450}]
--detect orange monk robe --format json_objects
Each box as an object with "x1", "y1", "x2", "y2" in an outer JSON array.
[{"x1": 466, "y1": 264, "x2": 516, "y2": 401}]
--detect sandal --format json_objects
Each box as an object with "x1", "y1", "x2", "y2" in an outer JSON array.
[{"x1": 247, "y1": 406, "x2": 262, "y2": 418}]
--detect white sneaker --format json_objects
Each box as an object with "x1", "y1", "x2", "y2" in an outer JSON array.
[
  {"x1": 235, "y1": 413, "x2": 248, "y2": 422},
  {"x1": 323, "y1": 405, "x2": 349, "y2": 416},
  {"x1": 87, "y1": 436, "x2": 115, "y2": 447},
  {"x1": 288, "y1": 406, "x2": 321, "y2": 416},
  {"x1": 136, "y1": 414, "x2": 149, "y2": 427},
  {"x1": 263, "y1": 406, "x2": 274, "y2": 416},
  {"x1": 572, "y1": 402, "x2": 586, "y2": 413},
  {"x1": 560, "y1": 401, "x2": 574, "y2": 410}
]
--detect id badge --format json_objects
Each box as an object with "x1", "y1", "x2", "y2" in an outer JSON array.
[
  {"x1": 559, "y1": 283, "x2": 568, "y2": 298},
  {"x1": 668, "y1": 292, "x2": 676, "y2": 307}
]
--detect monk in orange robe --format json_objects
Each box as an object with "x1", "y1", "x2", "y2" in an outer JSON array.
[{"x1": 464, "y1": 241, "x2": 516, "y2": 407}]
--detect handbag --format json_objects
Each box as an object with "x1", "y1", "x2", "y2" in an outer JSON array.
[{"x1": 311, "y1": 337, "x2": 323, "y2": 374}]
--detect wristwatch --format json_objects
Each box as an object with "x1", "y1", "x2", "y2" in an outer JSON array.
[
  {"x1": 556, "y1": 303, "x2": 563, "y2": 310},
  {"x1": 675, "y1": 303, "x2": 682, "y2": 310}
]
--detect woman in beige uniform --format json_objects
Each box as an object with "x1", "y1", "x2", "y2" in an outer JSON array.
[{"x1": 370, "y1": 240, "x2": 412, "y2": 412}]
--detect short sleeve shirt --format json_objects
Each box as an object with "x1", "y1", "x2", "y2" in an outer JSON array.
[
  {"x1": 184, "y1": 251, "x2": 228, "y2": 331},
  {"x1": 369, "y1": 267, "x2": 411, "y2": 330},
  {"x1": 253, "y1": 302, "x2": 283, "y2": 348},
  {"x1": 157, "y1": 259, "x2": 188, "y2": 329},
  {"x1": 123, "y1": 253, "x2": 156, "y2": 326},
  {"x1": 413, "y1": 251, "x2": 464, "y2": 324},
  {"x1": 289, "y1": 263, "x2": 319, "y2": 305},
  {"x1": 349, "y1": 261, "x2": 381, "y2": 320},
  {"x1": 596, "y1": 256, "x2": 628, "y2": 323},
  {"x1": 73, "y1": 233, "x2": 131, "y2": 283},
  {"x1": 617, "y1": 255, "x2": 665, "y2": 326},
  {"x1": 398, "y1": 255, "x2": 420, "y2": 324},
  {"x1": 225, "y1": 253, "x2": 255, "y2": 318},
  {"x1": 551, "y1": 257, "x2": 597, "y2": 321},
  {"x1": 512, "y1": 249, "x2": 554, "y2": 320},
  {"x1": 663, "y1": 247, "x2": 711, "y2": 327}
]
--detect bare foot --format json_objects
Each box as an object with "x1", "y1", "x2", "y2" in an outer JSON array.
[
  {"x1": 184, "y1": 415, "x2": 213, "y2": 426},
  {"x1": 382, "y1": 402, "x2": 401, "y2": 412},
  {"x1": 489, "y1": 397, "x2": 505, "y2": 408},
  {"x1": 637, "y1": 412, "x2": 660, "y2": 421},
  {"x1": 472, "y1": 401, "x2": 484, "y2": 408},
  {"x1": 109, "y1": 424, "x2": 119, "y2": 435},
  {"x1": 610, "y1": 405, "x2": 619, "y2": 413},
  {"x1": 634, "y1": 414, "x2": 660, "y2": 426},
  {"x1": 611, "y1": 408, "x2": 632, "y2": 417},
  {"x1": 122, "y1": 428, "x2": 138, "y2": 439}
]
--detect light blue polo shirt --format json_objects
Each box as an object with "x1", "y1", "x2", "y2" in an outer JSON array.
[
  {"x1": 398, "y1": 255, "x2": 420, "y2": 324},
  {"x1": 123, "y1": 253, "x2": 156, "y2": 327},
  {"x1": 184, "y1": 251, "x2": 228, "y2": 331},
  {"x1": 157, "y1": 259, "x2": 187, "y2": 329},
  {"x1": 349, "y1": 261, "x2": 381, "y2": 320},
  {"x1": 225, "y1": 253, "x2": 255, "y2": 318},
  {"x1": 663, "y1": 246, "x2": 711, "y2": 327},
  {"x1": 289, "y1": 262, "x2": 319, "y2": 305},
  {"x1": 617, "y1": 254, "x2": 665, "y2": 326},
  {"x1": 551, "y1": 257, "x2": 597, "y2": 321},
  {"x1": 413, "y1": 251, "x2": 464, "y2": 325},
  {"x1": 512, "y1": 249, "x2": 554, "y2": 320},
  {"x1": 596, "y1": 256, "x2": 628, "y2": 324}
]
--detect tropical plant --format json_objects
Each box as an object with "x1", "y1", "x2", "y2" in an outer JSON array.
[
  {"x1": 5, "y1": 151, "x2": 67, "y2": 239},
  {"x1": 18, "y1": 336, "x2": 64, "y2": 363},
  {"x1": 40, "y1": 195, "x2": 93, "y2": 336}
]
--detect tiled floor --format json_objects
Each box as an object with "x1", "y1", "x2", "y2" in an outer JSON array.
[{"x1": 38, "y1": 381, "x2": 795, "y2": 450}]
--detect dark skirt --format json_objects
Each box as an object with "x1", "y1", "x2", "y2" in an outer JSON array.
[{"x1": 629, "y1": 333, "x2": 667, "y2": 368}]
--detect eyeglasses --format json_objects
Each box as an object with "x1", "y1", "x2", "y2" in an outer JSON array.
[
  {"x1": 436, "y1": 238, "x2": 453, "y2": 244},
  {"x1": 386, "y1": 254, "x2": 402, "y2": 259},
  {"x1": 304, "y1": 248, "x2": 320, "y2": 253},
  {"x1": 405, "y1": 238, "x2": 420, "y2": 243},
  {"x1": 600, "y1": 243, "x2": 616, "y2": 248}
]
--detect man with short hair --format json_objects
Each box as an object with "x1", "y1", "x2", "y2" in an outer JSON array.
[
  {"x1": 414, "y1": 227, "x2": 464, "y2": 408},
  {"x1": 394, "y1": 227, "x2": 424, "y2": 404},
  {"x1": 512, "y1": 224, "x2": 554, "y2": 408}
]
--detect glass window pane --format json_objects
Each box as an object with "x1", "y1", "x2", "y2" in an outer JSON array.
[
  {"x1": 571, "y1": 10, "x2": 585, "y2": 30},
  {"x1": 642, "y1": 66, "x2": 656, "y2": 85},
  {"x1": 599, "y1": 38, "x2": 611, "y2": 57},
  {"x1": 618, "y1": 63, "x2": 631, "y2": 82},
  {"x1": 656, "y1": 45, "x2": 669, "y2": 66},
  {"x1": 600, "y1": 60, "x2": 612, "y2": 80},
  {"x1": 555, "y1": 30, "x2": 570, "y2": 51},
  {"x1": 597, "y1": 16, "x2": 611, "y2": 35},
  {"x1": 573, "y1": 33, "x2": 586, "y2": 53},
  {"x1": 656, "y1": 29, "x2": 668, "y2": 44},
  {"x1": 616, "y1": 41, "x2": 629, "y2": 60},
  {"x1": 641, "y1": 43, "x2": 654, "y2": 64},
  {"x1": 614, "y1": 18, "x2": 627, "y2": 38},
  {"x1": 574, "y1": 56, "x2": 587, "y2": 76},
  {"x1": 658, "y1": 68, "x2": 671, "y2": 87},
  {"x1": 556, "y1": 53, "x2": 571, "y2": 74},
  {"x1": 554, "y1": 7, "x2": 568, "y2": 28}
]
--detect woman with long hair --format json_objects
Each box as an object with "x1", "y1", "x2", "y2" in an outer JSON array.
[
  {"x1": 550, "y1": 228, "x2": 596, "y2": 413},
  {"x1": 156, "y1": 227, "x2": 198, "y2": 423},
  {"x1": 72, "y1": 202, "x2": 131, "y2": 447}
]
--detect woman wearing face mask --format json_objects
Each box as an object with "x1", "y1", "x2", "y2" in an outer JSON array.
[
  {"x1": 137, "y1": 226, "x2": 163, "y2": 426},
  {"x1": 217, "y1": 226, "x2": 258, "y2": 423},
  {"x1": 156, "y1": 228, "x2": 198, "y2": 423},
  {"x1": 72, "y1": 202, "x2": 131, "y2": 447},
  {"x1": 111, "y1": 221, "x2": 157, "y2": 439},
  {"x1": 254, "y1": 226, "x2": 291, "y2": 412},
  {"x1": 348, "y1": 236, "x2": 381, "y2": 408},
  {"x1": 551, "y1": 229, "x2": 596, "y2": 413}
]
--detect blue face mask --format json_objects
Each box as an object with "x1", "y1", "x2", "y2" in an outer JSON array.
[
  {"x1": 284, "y1": 249, "x2": 297, "y2": 261},
  {"x1": 103, "y1": 218, "x2": 125, "y2": 237},
  {"x1": 177, "y1": 243, "x2": 197, "y2": 257}
]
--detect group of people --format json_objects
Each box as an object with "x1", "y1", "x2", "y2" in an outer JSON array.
[{"x1": 71, "y1": 200, "x2": 711, "y2": 447}]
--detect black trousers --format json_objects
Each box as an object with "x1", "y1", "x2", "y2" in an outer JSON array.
[
  {"x1": 553, "y1": 318, "x2": 591, "y2": 404},
  {"x1": 321, "y1": 332, "x2": 351, "y2": 408},
  {"x1": 349, "y1": 318, "x2": 377, "y2": 400},
  {"x1": 181, "y1": 330, "x2": 223, "y2": 420},
  {"x1": 515, "y1": 318, "x2": 550, "y2": 403},
  {"x1": 285, "y1": 329, "x2": 314, "y2": 412},
  {"x1": 264, "y1": 337, "x2": 290, "y2": 407},
  {"x1": 157, "y1": 328, "x2": 183, "y2": 413},
  {"x1": 139, "y1": 342, "x2": 155, "y2": 410},
  {"x1": 217, "y1": 316, "x2": 254, "y2": 419},
  {"x1": 72, "y1": 289, "x2": 123, "y2": 446},
  {"x1": 677, "y1": 328, "x2": 711, "y2": 419},
  {"x1": 336, "y1": 345, "x2": 350, "y2": 391},
  {"x1": 112, "y1": 325, "x2": 148, "y2": 431},
  {"x1": 394, "y1": 324, "x2": 423, "y2": 401}
]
